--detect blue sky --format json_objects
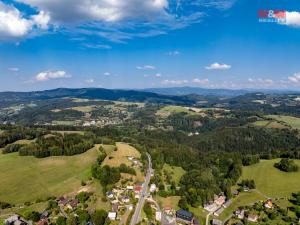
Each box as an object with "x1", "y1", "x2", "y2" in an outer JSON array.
[{"x1": 0, "y1": 0, "x2": 300, "y2": 91}]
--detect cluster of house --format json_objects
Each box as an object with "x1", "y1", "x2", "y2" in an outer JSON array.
[
  {"x1": 127, "y1": 156, "x2": 143, "y2": 168},
  {"x1": 233, "y1": 199, "x2": 274, "y2": 223},
  {"x1": 4, "y1": 211, "x2": 49, "y2": 225},
  {"x1": 4, "y1": 215, "x2": 29, "y2": 225},
  {"x1": 204, "y1": 193, "x2": 232, "y2": 217},
  {"x1": 57, "y1": 196, "x2": 79, "y2": 211},
  {"x1": 105, "y1": 182, "x2": 145, "y2": 221}
]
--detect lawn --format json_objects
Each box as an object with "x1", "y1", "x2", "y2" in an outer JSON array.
[
  {"x1": 0, "y1": 146, "x2": 99, "y2": 204},
  {"x1": 162, "y1": 164, "x2": 186, "y2": 185},
  {"x1": 240, "y1": 159, "x2": 300, "y2": 198},
  {"x1": 266, "y1": 115, "x2": 300, "y2": 129},
  {"x1": 155, "y1": 196, "x2": 181, "y2": 209}
]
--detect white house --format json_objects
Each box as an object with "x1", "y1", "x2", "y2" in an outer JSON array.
[
  {"x1": 150, "y1": 184, "x2": 157, "y2": 193},
  {"x1": 156, "y1": 211, "x2": 162, "y2": 221},
  {"x1": 108, "y1": 212, "x2": 117, "y2": 221}
]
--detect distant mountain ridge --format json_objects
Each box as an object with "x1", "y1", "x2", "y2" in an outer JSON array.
[
  {"x1": 0, "y1": 88, "x2": 197, "y2": 105},
  {"x1": 143, "y1": 87, "x2": 300, "y2": 97}
]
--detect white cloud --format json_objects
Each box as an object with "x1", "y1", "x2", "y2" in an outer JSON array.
[
  {"x1": 155, "y1": 73, "x2": 162, "y2": 77},
  {"x1": 288, "y1": 72, "x2": 300, "y2": 83},
  {"x1": 136, "y1": 65, "x2": 156, "y2": 70},
  {"x1": 168, "y1": 50, "x2": 180, "y2": 56},
  {"x1": 161, "y1": 79, "x2": 188, "y2": 85},
  {"x1": 85, "y1": 79, "x2": 94, "y2": 83},
  {"x1": 9, "y1": 0, "x2": 233, "y2": 43},
  {"x1": 36, "y1": 70, "x2": 70, "y2": 81},
  {"x1": 82, "y1": 43, "x2": 112, "y2": 49},
  {"x1": 205, "y1": 62, "x2": 231, "y2": 70},
  {"x1": 285, "y1": 11, "x2": 300, "y2": 27},
  {"x1": 192, "y1": 78, "x2": 209, "y2": 85},
  {"x1": 103, "y1": 72, "x2": 111, "y2": 76},
  {"x1": 0, "y1": 2, "x2": 49, "y2": 40},
  {"x1": 8, "y1": 67, "x2": 19, "y2": 72}
]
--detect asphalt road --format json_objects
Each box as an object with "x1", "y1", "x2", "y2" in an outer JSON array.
[{"x1": 130, "y1": 153, "x2": 152, "y2": 225}]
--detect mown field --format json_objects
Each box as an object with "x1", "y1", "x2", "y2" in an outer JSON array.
[
  {"x1": 218, "y1": 159, "x2": 300, "y2": 220},
  {"x1": 240, "y1": 159, "x2": 300, "y2": 198},
  {"x1": 0, "y1": 146, "x2": 100, "y2": 204}
]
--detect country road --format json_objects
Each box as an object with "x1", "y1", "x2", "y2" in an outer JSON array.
[{"x1": 130, "y1": 153, "x2": 152, "y2": 225}]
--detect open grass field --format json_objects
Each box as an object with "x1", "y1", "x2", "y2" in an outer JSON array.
[
  {"x1": 52, "y1": 120, "x2": 76, "y2": 126},
  {"x1": 156, "y1": 105, "x2": 199, "y2": 118},
  {"x1": 155, "y1": 196, "x2": 181, "y2": 209},
  {"x1": 0, "y1": 146, "x2": 99, "y2": 204},
  {"x1": 163, "y1": 163, "x2": 186, "y2": 185},
  {"x1": 102, "y1": 143, "x2": 143, "y2": 182},
  {"x1": 252, "y1": 120, "x2": 288, "y2": 129},
  {"x1": 70, "y1": 106, "x2": 95, "y2": 113},
  {"x1": 102, "y1": 142, "x2": 141, "y2": 167},
  {"x1": 12, "y1": 139, "x2": 35, "y2": 145},
  {"x1": 240, "y1": 159, "x2": 300, "y2": 198},
  {"x1": 267, "y1": 115, "x2": 300, "y2": 129}
]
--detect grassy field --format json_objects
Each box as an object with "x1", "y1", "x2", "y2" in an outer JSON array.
[
  {"x1": 102, "y1": 142, "x2": 143, "y2": 182},
  {"x1": 12, "y1": 139, "x2": 35, "y2": 145},
  {"x1": 102, "y1": 142, "x2": 141, "y2": 167},
  {"x1": 240, "y1": 159, "x2": 300, "y2": 198},
  {"x1": 217, "y1": 191, "x2": 265, "y2": 221},
  {"x1": 0, "y1": 146, "x2": 99, "y2": 204},
  {"x1": 267, "y1": 115, "x2": 300, "y2": 129},
  {"x1": 252, "y1": 120, "x2": 288, "y2": 129},
  {"x1": 156, "y1": 105, "x2": 198, "y2": 118},
  {"x1": 52, "y1": 120, "x2": 76, "y2": 126},
  {"x1": 70, "y1": 106, "x2": 95, "y2": 113},
  {"x1": 163, "y1": 164, "x2": 186, "y2": 185},
  {"x1": 155, "y1": 196, "x2": 181, "y2": 209}
]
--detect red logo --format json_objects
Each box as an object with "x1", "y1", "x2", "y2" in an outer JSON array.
[{"x1": 258, "y1": 10, "x2": 286, "y2": 19}]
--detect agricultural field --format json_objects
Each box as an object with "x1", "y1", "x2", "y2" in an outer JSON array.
[
  {"x1": 0, "y1": 146, "x2": 99, "y2": 204},
  {"x1": 240, "y1": 159, "x2": 300, "y2": 198},
  {"x1": 267, "y1": 115, "x2": 300, "y2": 129},
  {"x1": 162, "y1": 163, "x2": 186, "y2": 185}
]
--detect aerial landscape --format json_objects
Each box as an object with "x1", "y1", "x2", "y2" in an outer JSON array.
[{"x1": 1, "y1": 0, "x2": 300, "y2": 225}]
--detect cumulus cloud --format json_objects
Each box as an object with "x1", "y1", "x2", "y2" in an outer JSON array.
[
  {"x1": 36, "y1": 70, "x2": 70, "y2": 81},
  {"x1": 285, "y1": 11, "x2": 300, "y2": 27},
  {"x1": 205, "y1": 62, "x2": 231, "y2": 70},
  {"x1": 288, "y1": 72, "x2": 300, "y2": 83},
  {"x1": 0, "y1": 2, "x2": 50, "y2": 40},
  {"x1": 103, "y1": 72, "x2": 111, "y2": 76},
  {"x1": 155, "y1": 73, "x2": 162, "y2": 77},
  {"x1": 136, "y1": 65, "x2": 156, "y2": 70},
  {"x1": 0, "y1": 0, "x2": 233, "y2": 42},
  {"x1": 161, "y1": 79, "x2": 188, "y2": 85}
]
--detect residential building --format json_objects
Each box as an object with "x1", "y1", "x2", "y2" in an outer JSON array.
[
  {"x1": 108, "y1": 212, "x2": 117, "y2": 221},
  {"x1": 214, "y1": 207, "x2": 224, "y2": 217},
  {"x1": 212, "y1": 219, "x2": 222, "y2": 225},
  {"x1": 223, "y1": 199, "x2": 232, "y2": 208},
  {"x1": 247, "y1": 214, "x2": 259, "y2": 222},
  {"x1": 176, "y1": 209, "x2": 193, "y2": 223}
]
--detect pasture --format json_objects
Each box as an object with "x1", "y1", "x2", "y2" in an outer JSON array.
[
  {"x1": 163, "y1": 163, "x2": 186, "y2": 185},
  {"x1": 240, "y1": 159, "x2": 300, "y2": 198},
  {"x1": 0, "y1": 146, "x2": 99, "y2": 204}
]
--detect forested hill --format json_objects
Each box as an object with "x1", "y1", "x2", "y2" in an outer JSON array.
[{"x1": 0, "y1": 88, "x2": 197, "y2": 105}]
